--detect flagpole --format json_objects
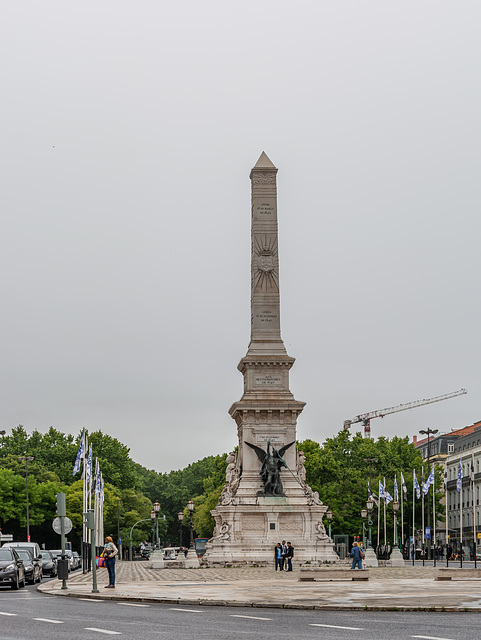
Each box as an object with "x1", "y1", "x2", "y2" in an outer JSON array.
[
  {"x1": 444, "y1": 462, "x2": 448, "y2": 563},
  {"x1": 383, "y1": 477, "x2": 387, "y2": 547},
  {"x1": 471, "y1": 454, "x2": 478, "y2": 569},
  {"x1": 432, "y1": 466, "x2": 436, "y2": 567},
  {"x1": 377, "y1": 480, "x2": 381, "y2": 550},
  {"x1": 412, "y1": 469, "x2": 415, "y2": 565},
  {"x1": 422, "y1": 465, "x2": 425, "y2": 563},
  {"x1": 83, "y1": 434, "x2": 88, "y2": 572},
  {"x1": 401, "y1": 478, "x2": 404, "y2": 548},
  {"x1": 460, "y1": 456, "x2": 463, "y2": 568}
]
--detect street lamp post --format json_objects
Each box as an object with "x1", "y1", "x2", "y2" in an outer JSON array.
[
  {"x1": 366, "y1": 497, "x2": 374, "y2": 549},
  {"x1": 361, "y1": 508, "x2": 368, "y2": 548},
  {"x1": 153, "y1": 501, "x2": 161, "y2": 549},
  {"x1": 325, "y1": 509, "x2": 333, "y2": 539},
  {"x1": 420, "y1": 428, "x2": 438, "y2": 560},
  {"x1": 392, "y1": 500, "x2": 400, "y2": 547},
  {"x1": 178, "y1": 511, "x2": 184, "y2": 550},
  {"x1": 187, "y1": 500, "x2": 195, "y2": 550},
  {"x1": 150, "y1": 510, "x2": 156, "y2": 547},
  {"x1": 18, "y1": 456, "x2": 34, "y2": 541}
]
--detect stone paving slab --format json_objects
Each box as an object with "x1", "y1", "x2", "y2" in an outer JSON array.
[{"x1": 38, "y1": 562, "x2": 481, "y2": 612}]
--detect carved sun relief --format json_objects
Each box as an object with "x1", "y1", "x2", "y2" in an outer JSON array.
[{"x1": 254, "y1": 236, "x2": 279, "y2": 292}]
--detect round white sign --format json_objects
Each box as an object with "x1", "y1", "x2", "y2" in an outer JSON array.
[{"x1": 52, "y1": 516, "x2": 73, "y2": 535}]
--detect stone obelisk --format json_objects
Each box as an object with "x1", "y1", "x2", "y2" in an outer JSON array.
[{"x1": 204, "y1": 153, "x2": 338, "y2": 566}]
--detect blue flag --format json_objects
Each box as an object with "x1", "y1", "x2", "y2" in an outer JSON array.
[
  {"x1": 401, "y1": 472, "x2": 407, "y2": 498},
  {"x1": 384, "y1": 478, "x2": 393, "y2": 504},
  {"x1": 413, "y1": 470, "x2": 421, "y2": 499},
  {"x1": 73, "y1": 432, "x2": 85, "y2": 476},
  {"x1": 394, "y1": 476, "x2": 399, "y2": 502},
  {"x1": 457, "y1": 458, "x2": 463, "y2": 493},
  {"x1": 423, "y1": 465, "x2": 435, "y2": 496},
  {"x1": 379, "y1": 479, "x2": 385, "y2": 501},
  {"x1": 86, "y1": 444, "x2": 93, "y2": 487}
]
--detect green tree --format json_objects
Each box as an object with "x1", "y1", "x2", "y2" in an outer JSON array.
[{"x1": 299, "y1": 429, "x2": 440, "y2": 545}]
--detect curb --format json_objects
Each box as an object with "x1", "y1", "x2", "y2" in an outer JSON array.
[{"x1": 37, "y1": 587, "x2": 481, "y2": 613}]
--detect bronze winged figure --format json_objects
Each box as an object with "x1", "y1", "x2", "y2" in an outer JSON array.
[{"x1": 245, "y1": 440, "x2": 295, "y2": 496}]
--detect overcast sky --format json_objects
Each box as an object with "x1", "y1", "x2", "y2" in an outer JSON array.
[{"x1": 1, "y1": 1, "x2": 480, "y2": 473}]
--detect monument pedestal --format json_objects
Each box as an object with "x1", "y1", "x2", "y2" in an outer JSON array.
[{"x1": 205, "y1": 499, "x2": 338, "y2": 565}]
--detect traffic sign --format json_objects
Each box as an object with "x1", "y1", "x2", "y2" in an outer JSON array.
[{"x1": 53, "y1": 517, "x2": 72, "y2": 535}]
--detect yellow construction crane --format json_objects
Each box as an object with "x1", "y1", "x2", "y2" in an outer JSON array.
[{"x1": 343, "y1": 388, "x2": 468, "y2": 438}]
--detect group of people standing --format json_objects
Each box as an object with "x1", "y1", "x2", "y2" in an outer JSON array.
[{"x1": 274, "y1": 541, "x2": 294, "y2": 571}]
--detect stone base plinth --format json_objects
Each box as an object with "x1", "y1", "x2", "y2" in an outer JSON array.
[{"x1": 203, "y1": 499, "x2": 339, "y2": 566}]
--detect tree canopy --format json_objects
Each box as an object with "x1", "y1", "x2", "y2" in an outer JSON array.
[{"x1": 0, "y1": 424, "x2": 441, "y2": 549}]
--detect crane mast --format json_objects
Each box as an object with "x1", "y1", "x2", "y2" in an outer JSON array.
[{"x1": 344, "y1": 388, "x2": 467, "y2": 438}]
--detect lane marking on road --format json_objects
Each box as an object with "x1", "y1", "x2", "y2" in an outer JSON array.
[
  {"x1": 412, "y1": 636, "x2": 456, "y2": 640},
  {"x1": 230, "y1": 614, "x2": 272, "y2": 621},
  {"x1": 33, "y1": 618, "x2": 64, "y2": 624},
  {"x1": 117, "y1": 602, "x2": 150, "y2": 607},
  {"x1": 310, "y1": 624, "x2": 364, "y2": 630},
  {"x1": 169, "y1": 608, "x2": 204, "y2": 613},
  {"x1": 79, "y1": 598, "x2": 104, "y2": 602},
  {"x1": 85, "y1": 629, "x2": 122, "y2": 635},
  {"x1": 0, "y1": 612, "x2": 18, "y2": 616}
]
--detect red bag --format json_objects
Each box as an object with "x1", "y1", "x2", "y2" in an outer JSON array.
[{"x1": 96, "y1": 557, "x2": 105, "y2": 567}]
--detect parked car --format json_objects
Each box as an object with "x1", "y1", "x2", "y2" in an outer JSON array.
[
  {"x1": 0, "y1": 547, "x2": 25, "y2": 590},
  {"x1": 50, "y1": 550, "x2": 74, "y2": 571},
  {"x1": 15, "y1": 549, "x2": 42, "y2": 585},
  {"x1": 72, "y1": 551, "x2": 82, "y2": 570},
  {"x1": 40, "y1": 550, "x2": 58, "y2": 577},
  {"x1": 2, "y1": 542, "x2": 43, "y2": 570}
]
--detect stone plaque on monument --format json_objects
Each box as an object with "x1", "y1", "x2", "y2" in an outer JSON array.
[{"x1": 203, "y1": 153, "x2": 338, "y2": 566}]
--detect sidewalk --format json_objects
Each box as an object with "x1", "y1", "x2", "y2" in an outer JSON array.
[{"x1": 38, "y1": 562, "x2": 481, "y2": 611}]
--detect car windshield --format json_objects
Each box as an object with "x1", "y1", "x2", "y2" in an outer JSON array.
[
  {"x1": 16, "y1": 551, "x2": 33, "y2": 561},
  {"x1": 0, "y1": 549, "x2": 13, "y2": 561}
]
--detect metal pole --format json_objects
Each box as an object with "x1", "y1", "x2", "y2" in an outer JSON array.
[
  {"x1": 117, "y1": 498, "x2": 121, "y2": 560},
  {"x1": 90, "y1": 510, "x2": 99, "y2": 593},
  {"x1": 189, "y1": 512, "x2": 194, "y2": 549},
  {"x1": 156, "y1": 515, "x2": 159, "y2": 549},
  {"x1": 60, "y1": 510, "x2": 67, "y2": 590},
  {"x1": 25, "y1": 459, "x2": 30, "y2": 542}
]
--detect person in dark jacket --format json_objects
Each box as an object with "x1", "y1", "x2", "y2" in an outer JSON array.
[
  {"x1": 349, "y1": 542, "x2": 363, "y2": 570},
  {"x1": 286, "y1": 542, "x2": 294, "y2": 571}
]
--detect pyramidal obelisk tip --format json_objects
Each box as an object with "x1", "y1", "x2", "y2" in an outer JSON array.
[{"x1": 253, "y1": 151, "x2": 277, "y2": 170}]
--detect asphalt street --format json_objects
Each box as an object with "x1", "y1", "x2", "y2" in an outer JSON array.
[{"x1": 1, "y1": 579, "x2": 481, "y2": 640}]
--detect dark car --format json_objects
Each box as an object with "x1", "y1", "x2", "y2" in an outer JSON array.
[
  {"x1": 15, "y1": 549, "x2": 42, "y2": 585},
  {"x1": 40, "y1": 550, "x2": 58, "y2": 577},
  {"x1": 0, "y1": 547, "x2": 26, "y2": 589},
  {"x1": 50, "y1": 550, "x2": 73, "y2": 572}
]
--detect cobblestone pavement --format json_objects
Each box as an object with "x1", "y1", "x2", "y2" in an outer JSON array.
[
  {"x1": 38, "y1": 562, "x2": 481, "y2": 611},
  {"x1": 68, "y1": 562, "x2": 438, "y2": 584}
]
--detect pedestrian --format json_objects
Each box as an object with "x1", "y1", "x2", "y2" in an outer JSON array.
[
  {"x1": 274, "y1": 543, "x2": 282, "y2": 571},
  {"x1": 286, "y1": 542, "x2": 294, "y2": 571},
  {"x1": 280, "y1": 540, "x2": 288, "y2": 570},
  {"x1": 349, "y1": 541, "x2": 363, "y2": 570},
  {"x1": 103, "y1": 536, "x2": 118, "y2": 588}
]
